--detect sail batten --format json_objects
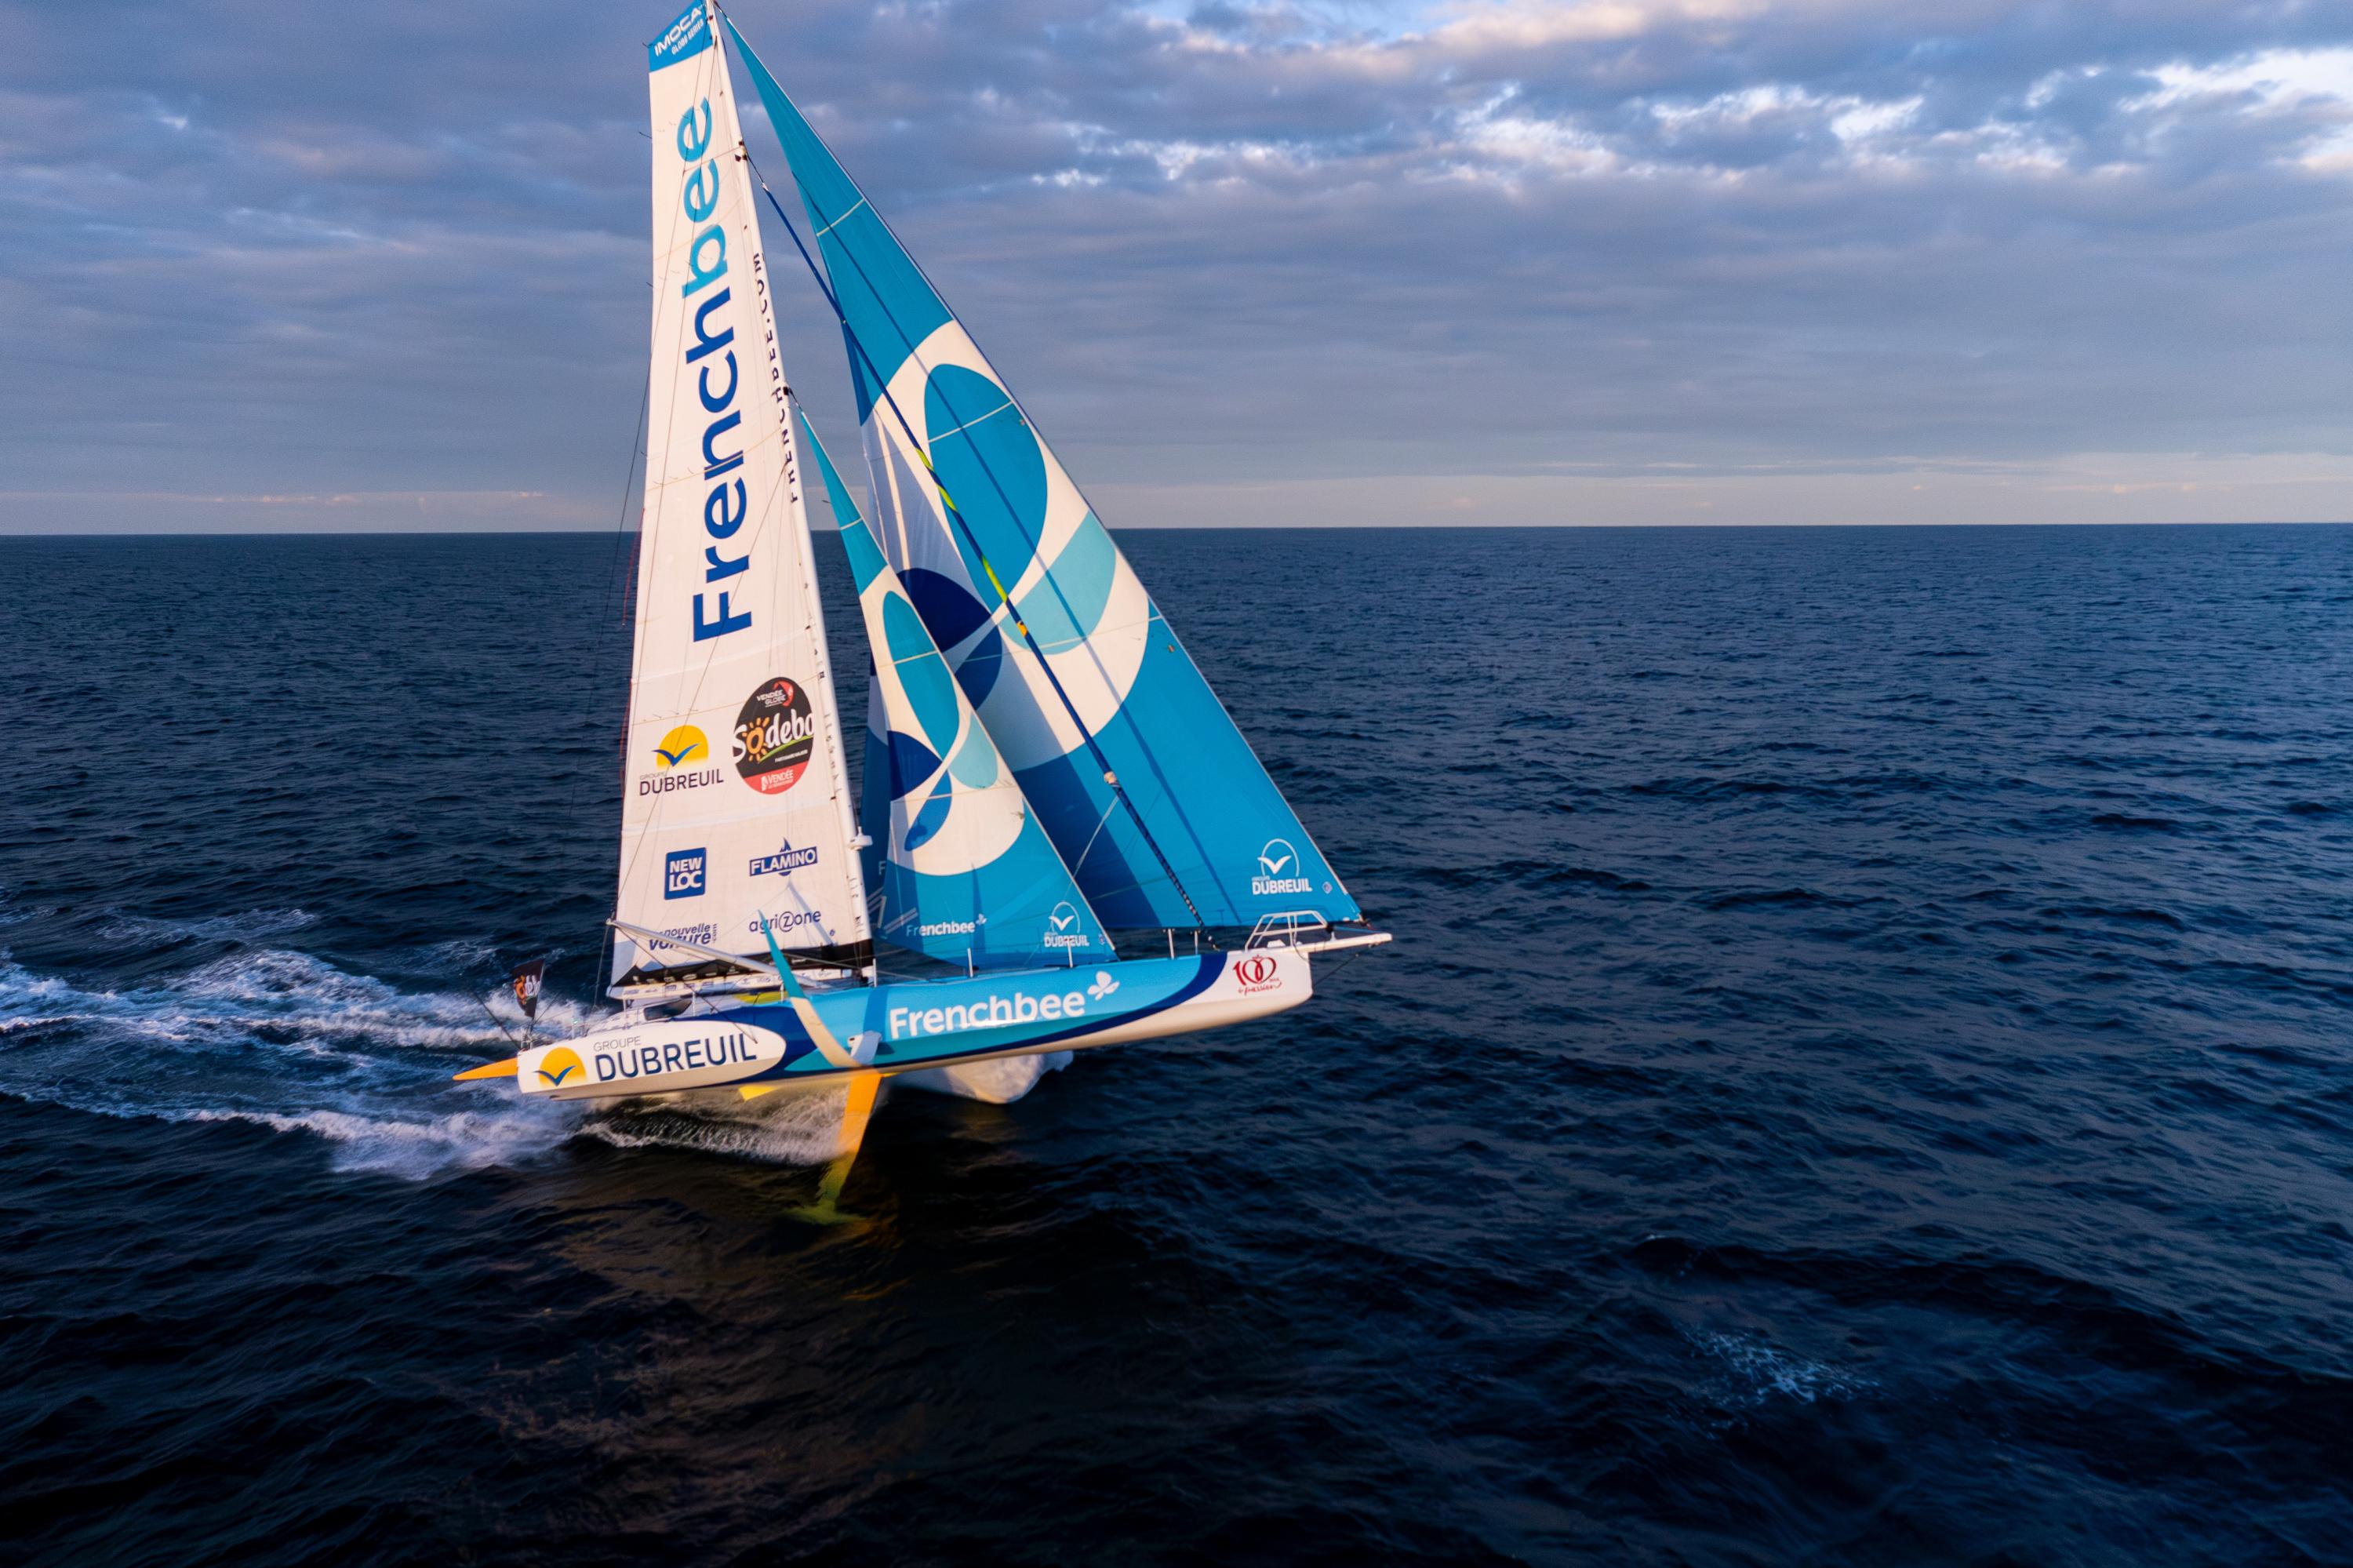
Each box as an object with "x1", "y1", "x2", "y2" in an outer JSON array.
[
  {"x1": 729, "y1": 24, "x2": 1362, "y2": 931},
  {"x1": 615, "y1": 2, "x2": 869, "y2": 984}
]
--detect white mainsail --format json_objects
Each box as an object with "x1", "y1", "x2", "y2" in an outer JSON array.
[{"x1": 614, "y1": 2, "x2": 867, "y2": 982}]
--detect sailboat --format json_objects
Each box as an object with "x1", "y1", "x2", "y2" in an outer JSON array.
[{"x1": 453, "y1": 0, "x2": 1389, "y2": 1190}]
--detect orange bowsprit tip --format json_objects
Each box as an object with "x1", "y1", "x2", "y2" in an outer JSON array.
[{"x1": 453, "y1": 1058, "x2": 520, "y2": 1081}]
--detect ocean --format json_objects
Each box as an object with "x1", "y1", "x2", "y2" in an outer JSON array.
[{"x1": 2, "y1": 525, "x2": 2349, "y2": 1565}]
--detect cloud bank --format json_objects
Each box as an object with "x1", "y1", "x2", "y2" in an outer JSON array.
[{"x1": 4, "y1": 0, "x2": 2350, "y2": 529}]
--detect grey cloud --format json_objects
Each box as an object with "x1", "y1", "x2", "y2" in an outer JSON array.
[{"x1": 3, "y1": 0, "x2": 2351, "y2": 531}]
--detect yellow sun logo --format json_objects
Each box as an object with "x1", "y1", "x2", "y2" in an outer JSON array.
[
  {"x1": 653, "y1": 725, "x2": 708, "y2": 769},
  {"x1": 534, "y1": 1046, "x2": 586, "y2": 1087}
]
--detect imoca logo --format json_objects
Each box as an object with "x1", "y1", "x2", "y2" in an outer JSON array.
[{"x1": 535, "y1": 1047, "x2": 586, "y2": 1087}]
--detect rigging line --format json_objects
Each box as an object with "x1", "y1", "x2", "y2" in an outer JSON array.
[
  {"x1": 591, "y1": 373, "x2": 649, "y2": 780},
  {"x1": 748, "y1": 159, "x2": 1209, "y2": 937},
  {"x1": 472, "y1": 989, "x2": 525, "y2": 1051},
  {"x1": 721, "y1": 7, "x2": 1356, "y2": 921}
]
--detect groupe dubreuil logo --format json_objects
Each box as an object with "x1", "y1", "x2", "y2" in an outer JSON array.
[
  {"x1": 1251, "y1": 837, "x2": 1313, "y2": 897},
  {"x1": 639, "y1": 722, "x2": 722, "y2": 798},
  {"x1": 1043, "y1": 900, "x2": 1087, "y2": 950},
  {"x1": 534, "y1": 1047, "x2": 587, "y2": 1088}
]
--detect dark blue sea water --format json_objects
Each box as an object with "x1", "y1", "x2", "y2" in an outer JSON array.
[{"x1": 3, "y1": 526, "x2": 2351, "y2": 1566}]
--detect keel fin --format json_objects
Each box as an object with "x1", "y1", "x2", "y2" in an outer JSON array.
[
  {"x1": 819, "y1": 1070, "x2": 882, "y2": 1205},
  {"x1": 793, "y1": 1070, "x2": 882, "y2": 1224}
]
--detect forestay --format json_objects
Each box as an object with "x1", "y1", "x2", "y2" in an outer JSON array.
[
  {"x1": 798, "y1": 410, "x2": 1113, "y2": 970},
  {"x1": 726, "y1": 22, "x2": 1362, "y2": 933},
  {"x1": 616, "y1": 2, "x2": 868, "y2": 983}
]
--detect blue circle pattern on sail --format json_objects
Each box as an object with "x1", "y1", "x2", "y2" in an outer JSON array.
[
  {"x1": 872, "y1": 322, "x2": 1151, "y2": 775},
  {"x1": 807, "y1": 404, "x2": 1110, "y2": 967},
  {"x1": 866, "y1": 557, "x2": 1025, "y2": 875}
]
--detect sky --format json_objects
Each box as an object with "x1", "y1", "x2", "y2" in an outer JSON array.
[{"x1": 5, "y1": 0, "x2": 2351, "y2": 531}]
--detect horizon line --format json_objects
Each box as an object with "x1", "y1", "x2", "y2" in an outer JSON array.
[{"x1": 3, "y1": 518, "x2": 2352, "y2": 540}]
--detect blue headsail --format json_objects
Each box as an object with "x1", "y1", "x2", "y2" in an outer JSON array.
[
  {"x1": 799, "y1": 407, "x2": 1115, "y2": 970},
  {"x1": 729, "y1": 20, "x2": 1361, "y2": 933}
]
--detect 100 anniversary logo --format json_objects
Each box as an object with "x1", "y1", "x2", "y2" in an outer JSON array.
[{"x1": 734, "y1": 676, "x2": 816, "y2": 795}]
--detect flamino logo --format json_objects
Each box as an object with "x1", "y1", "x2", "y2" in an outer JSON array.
[
  {"x1": 653, "y1": 725, "x2": 709, "y2": 769},
  {"x1": 536, "y1": 1046, "x2": 587, "y2": 1087}
]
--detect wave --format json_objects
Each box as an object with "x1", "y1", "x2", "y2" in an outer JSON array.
[
  {"x1": 93, "y1": 906, "x2": 321, "y2": 944},
  {"x1": 1691, "y1": 1329, "x2": 1875, "y2": 1410},
  {"x1": 0, "y1": 947, "x2": 846, "y2": 1179},
  {"x1": 580, "y1": 1086, "x2": 864, "y2": 1166}
]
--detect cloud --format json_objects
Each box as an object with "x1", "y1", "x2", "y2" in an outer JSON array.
[{"x1": 2, "y1": 0, "x2": 2351, "y2": 531}]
